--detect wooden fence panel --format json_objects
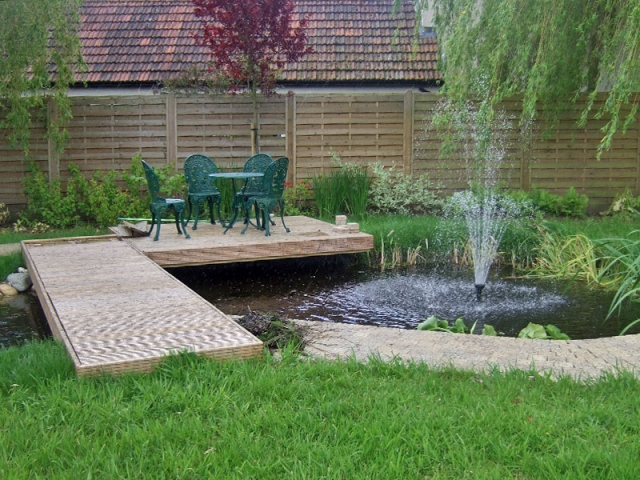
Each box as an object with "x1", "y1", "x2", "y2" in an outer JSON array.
[
  {"x1": 175, "y1": 95, "x2": 286, "y2": 169},
  {"x1": 0, "y1": 91, "x2": 639, "y2": 214},
  {"x1": 60, "y1": 96, "x2": 168, "y2": 178},
  {"x1": 0, "y1": 112, "x2": 49, "y2": 215},
  {"x1": 293, "y1": 93, "x2": 406, "y2": 183}
]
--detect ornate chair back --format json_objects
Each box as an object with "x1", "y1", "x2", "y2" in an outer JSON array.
[
  {"x1": 183, "y1": 154, "x2": 222, "y2": 229},
  {"x1": 242, "y1": 153, "x2": 274, "y2": 194},
  {"x1": 184, "y1": 154, "x2": 219, "y2": 195},
  {"x1": 142, "y1": 159, "x2": 163, "y2": 203}
]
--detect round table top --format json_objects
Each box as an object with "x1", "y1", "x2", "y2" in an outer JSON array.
[{"x1": 209, "y1": 172, "x2": 264, "y2": 179}]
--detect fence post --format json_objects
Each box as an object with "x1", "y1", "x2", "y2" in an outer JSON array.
[
  {"x1": 166, "y1": 93, "x2": 178, "y2": 168},
  {"x1": 286, "y1": 91, "x2": 296, "y2": 185},
  {"x1": 636, "y1": 115, "x2": 640, "y2": 196},
  {"x1": 403, "y1": 90, "x2": 414, "y2": 175},
  {"x1": 47, "y1": 97, "x2": 60, "y2": 181}
]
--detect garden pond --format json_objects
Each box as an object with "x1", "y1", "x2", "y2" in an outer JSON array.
[{"x1": 3, "y1": 255, "x2": 640, "y2": 349}]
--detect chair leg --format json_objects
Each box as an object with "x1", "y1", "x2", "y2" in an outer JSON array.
[
  {"x1": 192, "y1": 199, "x2": 201, "y2": 230},
  {"x1": 173, "y1": 205, "x2": 191, "y2": 239},
  {"x1": 279, "y1": 199, "x2": 291, "y2": 233},
  {"x1": 185, "y1": 198, "x2": 193, "y2": 226},
  {"x1": 207, "y1": 197, "x2": 216, "y2": 225},
  {"x1": 153, "y1": 211, "x2": 162, "y2": 242}
]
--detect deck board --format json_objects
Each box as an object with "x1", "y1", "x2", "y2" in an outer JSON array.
[
  {"x1": 120, "y1": 215, "x2": 374, "y2": 267},
  {"x1": 22, "y1": 216, "x2": 373, "y2": 376},
  {"x1": 22, "y1": 238, "x2": 263, "y2": 376}
]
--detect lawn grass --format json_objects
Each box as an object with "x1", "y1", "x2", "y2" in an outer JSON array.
[
  {"x1": 0, "y1": 252, "x2": 24, "y2": 280},
  {"x1": 1, "y1": 341, "x2": 639, "y2": 479},
  {"x1": 0, "y1": 225, "x2": 109, "y2": 244}
]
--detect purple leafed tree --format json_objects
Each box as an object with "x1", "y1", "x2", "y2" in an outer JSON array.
[{"x1": 192, "y1": 0, "x2": 312, "y2": 153}]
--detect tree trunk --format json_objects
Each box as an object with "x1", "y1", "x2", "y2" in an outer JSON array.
[{"x1": 251, "y1": 90, "x2": 260, "y2": 155}]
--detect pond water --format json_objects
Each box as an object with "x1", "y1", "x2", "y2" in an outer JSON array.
[{"x1": 3, "y1": 256, "x2": 640, "y2": 349}]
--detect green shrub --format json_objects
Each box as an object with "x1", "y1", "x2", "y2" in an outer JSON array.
[
  {"x1": 283, "y1": 180, "x2": 315, "y2": 216},
  {"x1": 368, "y1": 163, "x2": 442, "y2": 215},
  {"x1": 19, "y1": 155, "x2": 183, "y2": 228},
  {"x1": 511, "y1": 186, "x2": 588, "y2": 218}
]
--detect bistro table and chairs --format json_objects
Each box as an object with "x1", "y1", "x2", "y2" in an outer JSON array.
[{"x1": 204, "y1": 153, "x2": 291, "y2": 236}]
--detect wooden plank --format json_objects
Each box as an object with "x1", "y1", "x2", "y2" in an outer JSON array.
[{"x1": 22, "y1": 237, "x2": 263, "y2": 376}]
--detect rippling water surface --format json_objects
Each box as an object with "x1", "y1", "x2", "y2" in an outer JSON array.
[{"x1": 4, "y1": 256, "x2": 640, "y2": 348}]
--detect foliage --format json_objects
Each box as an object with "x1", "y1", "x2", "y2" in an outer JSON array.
[
  {"x1": 192, "y1": 0, "x2": 312, "y2": 152},
  {"x1": 158, "y1": 64, "x2": 230, "y2": 95},
  {"x1": 0, "y1": 0, "x2": 84, "y2": 153},
  {"x1": 0, "y1": 253, "x2": 25, "y2": 281},
  {"x1": 518, "y1": 323, "x2": 570, "y2": 340},
  {"x1": 406, "y1": 0, "x2": 640, "y2": 158},
  {"x1": 417, "y1": 315, "x2": 472, "y2": 333},
  {"x1": 368, "y1": 163, "x2": 443, "y2": 215},
  {"x1": 528, "y1": 228, "x2": 616, "y2": 286},
  {"x1": 601, "y1": 189, "x2": 640, "y2": 218},
  {"x1": 529, "y1": 187, "x2": 589, "y2": 218},
  {"x1": 19, "y1": 156, "x2": 185, "y2": 228},
  {"x1": 418, "y1": 316, "x2": 570, "y2": 340},
  {"x1": 311, "y1": 157, "x2": 371, "y2": 220},
  {"x1": 596, "y1": 230, "x2": 640, "y2": 319},
  {"x1": 0, "y1": 203, "x2": 10, "y2": 227},
  {"x1": 282, "y1": 180, "x2": 314, "y2": 216}
]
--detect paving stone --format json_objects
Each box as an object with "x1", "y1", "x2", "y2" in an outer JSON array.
[{"x1": 295, "y1": 320, "x2": 640, "y2": 381}]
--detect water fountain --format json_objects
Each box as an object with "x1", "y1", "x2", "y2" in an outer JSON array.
[{"x1": 441, "y1": 102, "x2": 524, "y2": 301}]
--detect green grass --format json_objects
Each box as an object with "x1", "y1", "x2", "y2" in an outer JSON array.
[
  {"x1": 0, "y1": 252, "x2": 25, "y2": 280},
  {"x1": 1, "y1": 341, "x2": 640, "y2": 479},
  {"x1": 0, "y1": 225, "x2": 109, "y2": 244},
  {"x1": 542, "y1": 216, "x2": 639, "y2": 239}
]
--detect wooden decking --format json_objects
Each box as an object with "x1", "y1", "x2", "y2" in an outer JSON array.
[
  {"x1": 22, "y1": 237, "x2": 263, "y2": 376},
  {"x1": 22, "y1": 216, "x2": 373, "y2": 376},
  {"x1": 120, "y1": 215, "x2": 374, "y2": 268}
]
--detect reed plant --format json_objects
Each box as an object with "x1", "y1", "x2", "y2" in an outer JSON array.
[
  {"x1": 595, "y1": 230, "x2": 640, "y2": 330},
  {"x1": 311, "y1": 160, "x2": 370, "y2": 220},
  {"x1": 528, "y1": 229, "x2": 614, "y2": 285},
  {"x1": 2, "y1": 341, "x2": 640, "y2": 478}
]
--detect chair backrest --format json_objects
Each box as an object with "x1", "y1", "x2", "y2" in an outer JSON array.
[
  {"x1": 141, "y1": 159, "x2": 162, "y2": 202},
  {"x1": 261, "y1": 157, "x2": 289, "y2": 197},
  {"x1": 242, "y1": 153, "x2": 274, "y2": 192},
  {"x1": 184, "y1": 154, "x2": 218, "y2": 194}
]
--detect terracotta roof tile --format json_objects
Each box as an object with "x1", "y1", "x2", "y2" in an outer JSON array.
[{"x1": 78, "y1": 0, "x2": 440, "y2": 84}]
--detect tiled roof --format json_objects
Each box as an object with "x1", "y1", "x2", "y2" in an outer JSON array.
[{"x1": 79, "y1": 0, "x2": 440, "y2": 85}]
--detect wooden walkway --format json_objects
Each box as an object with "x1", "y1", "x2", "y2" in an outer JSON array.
[
  {"x1": 22, "y1": 216, "x2": 373, "y2": 376},
  {"x1": 120, "y1": 215, "x2": 374, "y2": 268},
  {"x1": 22, "y1": 237, "x2": 263, "y2": 376}
]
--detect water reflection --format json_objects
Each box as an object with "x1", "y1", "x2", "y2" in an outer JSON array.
[{"x1": 0, "y1": 293, "x2": 49, "y2": 348}]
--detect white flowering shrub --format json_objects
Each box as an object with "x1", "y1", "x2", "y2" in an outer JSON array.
[{"x1": 368, "y1": 163, "x2": 443, "y2": 215}]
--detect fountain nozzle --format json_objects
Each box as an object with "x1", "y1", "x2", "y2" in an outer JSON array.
[{"x1": 475, "y1": 284, "x2": 485, "y2": 302}]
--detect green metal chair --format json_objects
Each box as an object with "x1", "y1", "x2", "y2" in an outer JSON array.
[
  {"x1": 141, "y1": 159, "x2": 191, "y2": 242},
  {"x1": 243, "y1": 157, "x2": 291, "y2": 237},
  {"x1": 236, "y1": 153, "x2": 274, "y2": 226},
  {"x1": 184, "y1": 154, "x2": 222, "y2": 230}
]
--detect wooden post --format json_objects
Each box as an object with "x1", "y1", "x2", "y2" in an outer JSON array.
[
  {"x1": 636, "y1": 115, "x2": 640, "y2": 196},
  {"x1": 47, "y1": 97, "x2": 60, "y2": 182},
  {"x1": 166, "y1": 93, "x2": 178, "y2": 168},
  {"x1": 403, "y1": 90, "x2": 414, "y2": 175},
  {"x1": 286, "y1": 92, "x2": 296, "y2": 185}
]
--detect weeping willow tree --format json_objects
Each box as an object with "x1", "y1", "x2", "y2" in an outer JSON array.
[
  {"x1": 0, "y1": 0, "x2": 84, "y2": 154},
  {"x1": 400, "y1": 0, "x2": 640, "y2": 157}
]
